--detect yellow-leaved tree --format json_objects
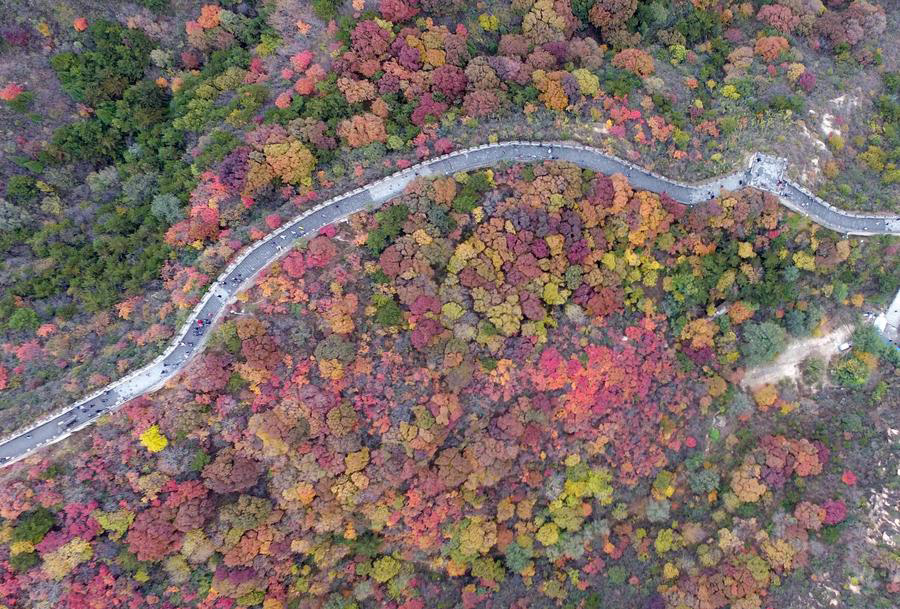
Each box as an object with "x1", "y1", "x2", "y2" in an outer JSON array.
[
  {"x1": 42, "y1": 537, "x2": 93, "y2": 580},
  {"x1": 139, "y1": 424, "x2": 168, "y2": 453}
]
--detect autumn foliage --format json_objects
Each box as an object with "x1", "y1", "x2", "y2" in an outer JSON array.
[
  {"x1": 611, "y1": 48, "x2": 655, "y2": 76},
  {"x1": 0, "y1": 1, "x2": 895, "y2": 607},
  {"x1": 1, "y1": 158, "x2": 883, "y2": 609}
]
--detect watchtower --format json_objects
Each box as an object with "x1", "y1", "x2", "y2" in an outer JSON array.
[{"x1": 748, "y1": 153, "x2": 787, "y2": 191}]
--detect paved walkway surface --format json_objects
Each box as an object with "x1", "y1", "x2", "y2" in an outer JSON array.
[
  {"x1": 1, "y1": 140, "x2": 898, "y2": 466},
  {"x1": 884, "y1": 289, "x2": 900, "y2": 344}
]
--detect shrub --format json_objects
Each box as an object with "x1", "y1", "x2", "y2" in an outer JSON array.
[
  {"x1": 689, "y1": 469, "x2": 720, "y2": 495},
  {"x1": 740, "y1": 321, "x2": 787, "y2": 367},
  {"x1": 51, "y1": 117, "x2": 125, "y2": 162},
  {"x1": 852, "y1": 324, "x2": 900, "y2": 365},
  {"x1": 801, "y1": 356, "x2": 825, "y2": 385},
  {"x1": 4, "y1": 90, "x2": 34, "y2": 112},
  {"x1": 646, "y1": 498, "x2": 670, "y2": 522},
  {"x1": 314, "y1": 334, "x2": 356, "y2": 363},
  {"x1": 588, "y1": 0, "x2": 638, "y2": 35},
  {"x1": 675, "y1": 9, "x2": 721, "y2": 45},
  {"x1": 5, "y1": 174, "x2": 37, "y2": 203},
  {"x1": 768, "y1": 94, "x2": 805, "y2": 114},
  {"x1": 371, "y1": 556, "x2": 402, "y2": 583},
  {"x1": 9, "y1": 551, "x2": 39, "y2": 572},
  {"x1": 139, "y1": 425, "x2": 169, "y2": 452},
  {"x1": 754, "y1": 36, "x2": 789, "y2": 62},
  {"x1": 832, "y1": 355, "x2": 870, "y2": 388},
  {"x1": 630, "y1": 1, "x2": 669, "y2": 36},
  {"x1": 373, "y1": 294, "x2": 404, "y2": 327},
  {"x1": 828, "y1": 133, "x2": 845, "y2": 152},
  {"x1": 7, "y1": 307, "x2": 40, "y2": 332},
  {"x1": 571, "y1": 0, "x2": 594, "y2": 23},
  {"x1": 367, "y1": 203, "x2": 409, "y2": 254},
  {"x1": 503, "y1": 542, "x2": 532, "y2": 573},
  {"x1": 50, "y1": 20, "x2": 154, "y2": 106},
  {"x1": 611, "y1": 48, "x2": 655, "y2": 77},
  {"x1": 607, "y1": 564, "x2": 628, "y2": 584},
  {"x1": 13, "y1": 507, "x2": 56, "y2": 544},
  {"x1": 136, "y1": 0, "x2": 169, "y2": 10},
  {"x1": 784, "y1": 310, "x2": 807, "y2": 336},
  {"x1": 536, "y1": 522, "x2": 560, "y2": 546},
  {"x1": 150, "y1": 193, "x2": 184, "y2": 224},
  {"x1": 312, "y1": 0, "x2": 342, "y2": 20}
]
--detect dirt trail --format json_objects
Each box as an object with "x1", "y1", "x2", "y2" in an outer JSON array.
[{"x1": 741, "y1": 325, "x2": 852, "y2": 389}]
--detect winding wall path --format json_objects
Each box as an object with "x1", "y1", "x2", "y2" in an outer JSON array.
[{"x1": 2, "y1": 140, "x2": 898, "y2": 467}]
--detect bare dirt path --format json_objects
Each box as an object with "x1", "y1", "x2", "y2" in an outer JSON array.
[{"x1": 741, "y1": 325, "x2": 852, "y2": 389}]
